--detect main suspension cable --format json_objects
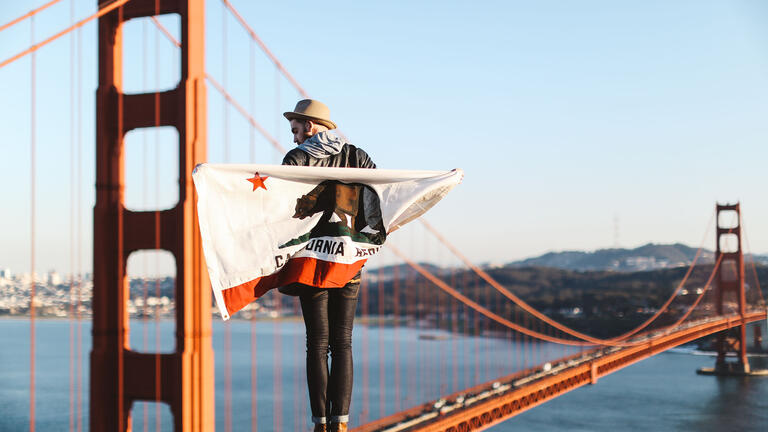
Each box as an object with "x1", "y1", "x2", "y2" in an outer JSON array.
[
  {"x1": 0, "y1": 0, "x2": 62, "y2": 34},
  {"x1": 0, "y1": 0, "x2": 131, "y2": 70},
  {"x1": 388, "y1": 246, "x2": 593, "y2": 346},
  {"x1": 665, "y1": 253, "x2": 724, "y2": 330},
  {"x1": 29, "y1": 15, "x2": 37, "y2": 432},
  {"x1": 419, "y1": 214, "x2": 714, "y2": 345},
  {"x1": 220, "y1": 0, "x2": 309, "y2": 98},
  {"x1": 204, "y1": 73, "x2": 286, "y2": 153}
]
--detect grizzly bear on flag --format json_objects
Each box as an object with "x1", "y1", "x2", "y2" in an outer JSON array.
[{"x1": 279, "y1": 180, "x2": 386, "y2": 248}]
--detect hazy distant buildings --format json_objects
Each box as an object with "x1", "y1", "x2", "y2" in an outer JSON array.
[{"x1": 47, "y1": 270, "x2": 62, "y2": 286}]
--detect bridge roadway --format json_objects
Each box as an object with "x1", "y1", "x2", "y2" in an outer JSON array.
[{"x1": 353, "y1": 310, "x2": 767, "y2": 432}]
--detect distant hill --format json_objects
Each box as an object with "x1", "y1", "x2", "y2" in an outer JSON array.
[
  {"x1": 366, "y1": 262, "x2": 444, "y2": 282},
  {"x1": 506, "y1": 243, "x2": 716, "y2": 272}
]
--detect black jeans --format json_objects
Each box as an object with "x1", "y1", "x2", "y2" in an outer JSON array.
[{"x1": 299, "y1": 281, "x2": 359, "y2": 424}]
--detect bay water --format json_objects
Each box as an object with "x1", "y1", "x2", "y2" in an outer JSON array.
[{"x1": 1, "y1": 318, "x2": 766, "y2": 431}]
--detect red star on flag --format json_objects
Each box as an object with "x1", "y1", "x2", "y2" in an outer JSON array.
[{"x1": 247, "y1": 173, "x2": 269, "y2": 191}]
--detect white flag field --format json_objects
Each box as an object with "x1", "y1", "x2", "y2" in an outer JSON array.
[{"x1": 192, "y1": 164, "x2": 463, "y2": 320}]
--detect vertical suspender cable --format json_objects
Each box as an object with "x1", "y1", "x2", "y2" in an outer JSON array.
[
  {"x1": 523, "y1": 310, "x2": 529, "y2": 370},
  {"x1": 152, "y1": 4, "x2": 163, "y2": 429},
  {"x1": 535, "y1": 318, "x2": 541, "y2": 367},
  {"x1": 423, "y1": 236, "x2": 428, "y2": 395},
  {"x1": 250, "y1": 34, "x2": 258, "y2": 424},
  {"x1": 361, "y1": 276, "x2": 369, "y2": 424},
  {"x1": 250, "y1": 310, "x2": 258, "y2": 432},
  {"x1": 68, "y1": 2, "x2": 76, "y2": 430},
  {"x1": 543, "y1": 320, "x2": 549, "y2": 366},
  {"x1": 548, "y1": 321, "x2": 553, "y2": 364},
  {"x1": 249, "y1": 35, "x2": 255, "y2": 163},
  {"x1": 485, "y1": 273, "x2": 491, "y2": 378},
  {"x1": 241, "y1": 38, "x2": 272, "y2": 419},
  {"x1": 76, "y1": 24, "x2": 83, "y2": 432},
  {"x1": 473, "y1": 274, "x2": 480, "y2": 383},
  {"x1": 244, "y1": 38, "x2": 263, "y2": 423},
  {"x1": 293, "y1": 313, "x2": 301, "y2": 427},
  {"x1": 563, "y1": 326, "x2": 567, "y2": 360},
  {"x1": 273, "y1": 290, "x2": 283, "y2": 430},
  {"x1": 141, "y1": 18, "x2": 150, "y2": 432},
  {"x1": 418, "y1": 238, "x2": 426, "y2": 396},
  {"x1": 532, "y1": 318, "x2": 537, "y2": 368},
  {"x1": 532, "y1": 314, "x2": 537, "y2": 368},
  {"x1": 506, "y1": 327, "x2": 512, "y2": 376},
  {"x1": 29, "y1": 14, "x2": 37, "y2": 432},
  {"x1": 272, "y1": 77, "x2": 283, "y2": 432},
  {"x1": 378, "y1": 265, "x2": 385, "y2": 418},
  {"x1": 479, "y1": 272, "x2": 485, "y2": 380},
  {"x1": 437, "y1": 258, "x2": 444, "y2": 395},
  {"x1": 271, "y1": 63, "x2": 283, "y2": 429},
  {"x1": 462, "y1": 270, "x2": 470, "y2": 388},
  {"x1": 405, "y1": 258, "x2": 414, "y2": 406},
  {"x1": 531, "y1": 317, "x2": 541, "y2": 367},
  {"x1": 450, "y1": 268, "x2": 458, "y2": 393},
  {"x1": 222, "y1": 7, "x2": 230, "y2": 163},
  {"x1": 224, "y1": 320, "x2": 232, "y2": 432},
  {"x1": 393, "y1": 265, "x2": 401, "y2": 411},
  {"x1": 273, "y1": 70, "x2": 280, "y2": 163},
  {"x1": 142, "y1": 280, "x2": 148, "y2": 432},
  {"x1": 222, "y1": 7, "x2": 233, "y2": 431},
  {"x1": 741, "y1": 218, "x2": 765, "y2": 306},
  {"x1": 514, "y1": 307, "x2": 519, "y2": 373}
]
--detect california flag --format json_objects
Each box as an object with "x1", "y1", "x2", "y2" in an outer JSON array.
[{"x1": 192, "y1": 164, "x2": 463, "y2": 320}]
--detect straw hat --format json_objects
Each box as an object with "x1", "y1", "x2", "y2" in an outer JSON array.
[{"x1": 283, "y1": 99, "x2": 337, "y2": 130}]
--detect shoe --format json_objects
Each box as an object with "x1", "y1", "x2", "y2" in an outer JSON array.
[
  {"x1": 330, "y1": 423, "x2": 347, "y2": 432},
  {"x1": 313, "y1": 424, "x2": 327, "y2": 432}
]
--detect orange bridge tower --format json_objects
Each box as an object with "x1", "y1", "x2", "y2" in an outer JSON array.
[
  {"x1": 698, "y1": 203, "x2": 751, "y2": 375},
  {"x1": 90, "y1": 0, "x2": 212, "y2": 431}
]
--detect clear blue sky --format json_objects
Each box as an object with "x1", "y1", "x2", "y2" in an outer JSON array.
[{"x1": 2, "y1": 0, "x2": 768, "y2": 276}]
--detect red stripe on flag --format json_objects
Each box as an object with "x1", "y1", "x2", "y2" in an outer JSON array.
[{"x1": 221, "y1": 257, "x2": 367, "y2": 316}]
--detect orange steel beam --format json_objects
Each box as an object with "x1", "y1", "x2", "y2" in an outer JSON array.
[
  {"x1": 204, "y1": 73, "x2": 286, "y2": 153},
  {"x1": 90, "y1": 1, "x2": 212, "y2": 431},
  {"x1": 0, "y1": 0, "x2": 62, "y2": 33},
  {"x1": 354, "y1": 311, "x2": 767, "y2": 432},
  {"x1": 150, "y1": 15, "x2": 180, "y2": 46},
  {"x1": 220, "y1": 0, "x2": 310, "y2": 98},
  {"x1": 0, "y1": 0, "x2": 131, "y2": 69}
]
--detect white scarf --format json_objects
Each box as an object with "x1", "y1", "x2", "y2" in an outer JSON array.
[{"x1": 296, "y1": 130, "x2": 346, "y2": 158}]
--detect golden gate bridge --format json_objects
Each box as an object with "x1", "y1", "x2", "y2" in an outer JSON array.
[{"x1": 2, "y1": 1, "x2": 766, "y2": 431}]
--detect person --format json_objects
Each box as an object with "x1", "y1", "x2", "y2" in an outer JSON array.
[{"x1": 281, "y1": 99, "x2": 375, "y2": 432}]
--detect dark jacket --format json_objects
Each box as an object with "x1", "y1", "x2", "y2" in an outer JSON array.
[
  {"x1": 278, "y1": 139, "x2": 376, "y2": 296},
  {"x1": 282, "y1": 144, "x2": 376, "y2": 169}
]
